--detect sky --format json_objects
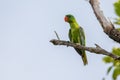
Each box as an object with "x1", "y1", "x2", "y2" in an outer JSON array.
[{"x1": 0, "y1": 0, "x2": 119, "y2": 80}]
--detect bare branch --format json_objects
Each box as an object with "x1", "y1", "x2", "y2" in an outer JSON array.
[
  {"x1": 50, "y1": 39, "x2": 120, "y2": 60},
  {"x1": 54, "y1": 31, "x2": 60, "y2": 40},
  {"x1": 89, "y1": 0, "x2": 120, "y2": 43}
]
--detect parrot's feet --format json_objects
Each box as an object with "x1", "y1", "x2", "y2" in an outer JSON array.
[
  {"x1": 75, "y1": 43, "x2": 80, "y2": 45},
  {"x1": 66, "y1": 41, "x2": 70, "y2": 47}
]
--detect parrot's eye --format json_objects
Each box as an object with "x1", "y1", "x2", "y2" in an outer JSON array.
[
  {"x1": 67, "y1": 15, "x2": 71, "y2": 18},
  {"x1": 68, "y1": 16, "x2": 71, "y2": 18}
]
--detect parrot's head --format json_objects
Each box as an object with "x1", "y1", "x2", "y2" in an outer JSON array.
[{"x1": 64, "y1": 14, "x2": 76, "y2": 23}]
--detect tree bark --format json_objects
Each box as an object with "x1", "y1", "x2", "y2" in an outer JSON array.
[
  {"x1": 50, "y1": 39, "x2": 120, "y2": 60},
  {"x1": 89, "y1": 0, "x2": 120, "y2": 43}
]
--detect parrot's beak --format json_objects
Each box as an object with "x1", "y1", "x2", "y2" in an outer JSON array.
[{"x1": 64, "y1": 16, "x2": 68, "y2": 22}]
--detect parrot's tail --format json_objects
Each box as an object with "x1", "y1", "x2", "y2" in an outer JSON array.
[
  {"x1": 81, "y1": 53, "x2": 88, "y2": 65},
  {"x1": 75, "y1": 48, "x2": 88, "y2": 65}
]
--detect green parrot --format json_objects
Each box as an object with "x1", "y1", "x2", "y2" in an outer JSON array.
[{"x1": 64, "y1": 14, "x2": 88, "y2": 65}]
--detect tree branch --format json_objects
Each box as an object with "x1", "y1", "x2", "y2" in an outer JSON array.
[
  {"x1": 50, "y1": 39, "x2": 120, "y2": 60},
  {"x1": 89, "y1": 0, "x2": 120, "y2": 43}
]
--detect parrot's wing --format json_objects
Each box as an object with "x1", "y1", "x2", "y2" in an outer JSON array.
[
  {"x1": 69, "y1": 29, "x2": 72, "y2": 41},
  {"x1": 78, "y1": 27, "x2": 88, "y2": 65},
  {"x1": 79, "y1": 27, "x2": 85, "y2": 46}
]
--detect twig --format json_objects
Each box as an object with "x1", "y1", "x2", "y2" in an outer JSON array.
[
  {"x1": 54, "y1": 31, "x2": 60, "y2": 40},
  {"x1": 89, "y1": 0, "x2": 120, "y2": 43},
  {"x1": 50, "y1": 39, "x2": 120, "y2": 60}
]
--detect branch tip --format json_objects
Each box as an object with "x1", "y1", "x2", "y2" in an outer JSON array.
[{"x1": 95, "y1": 44, "x2": 101, "y2": 48}]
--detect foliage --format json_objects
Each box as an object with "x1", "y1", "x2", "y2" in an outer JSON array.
[
  {"x1": 114, "y1": 18, "x2": 120, "y2": 25},
  {"x1": 102, "y1": 1, "x2": 120, "y2": 80},
  {"x1": 114, "y1": 0, "x2": 120, "y2": 25},
  {"x1": 103, "y1": 47, "x2": 120, "y2": 80}
]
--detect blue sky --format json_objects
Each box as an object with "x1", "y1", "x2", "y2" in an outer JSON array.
[{"x1": 0, "y1": 0, "x2": 119, "y2": 80}]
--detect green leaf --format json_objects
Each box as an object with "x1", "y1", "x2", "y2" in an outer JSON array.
[
  {"x1": 116, "y1": 28, "x2": 120, "y2": 31},
  {"x1": 112, "y1": 47, "x2": 120, "y2": 56},
  {"x1": 114, "y1": 18, "x2": 120, "y2": 25},
  {"x1": 112, "y1": 67, "x2": 120, "y2": 80},
  {"x1": 114, "y1": 17, "x2": 120, "y2": 24},
  {"x1": 103, "y1": 56, "x2": 113, "y2": 63},
  {"x1": 113, "y1": 60, "x2": 120, "y2": 67},
  {"x1": 114, "y1": 0, "x2": 120, "y2": 17},
  {"x1": 107, "y1": 66, "x2": 113, "y2": 75}
]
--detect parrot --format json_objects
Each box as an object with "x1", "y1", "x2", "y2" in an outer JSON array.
[{"x1": 64, "y1": 14, "x2": 88, "y2": 65}]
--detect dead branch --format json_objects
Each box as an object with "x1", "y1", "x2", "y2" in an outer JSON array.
[
  {"x1": 50, "y1": 39, "x2": 120, "y2": 60},
  {"x1": 89, "y1": 0, "x2": 120, "y2": 43}
]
